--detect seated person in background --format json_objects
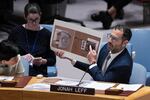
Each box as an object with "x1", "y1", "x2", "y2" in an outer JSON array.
[
  {"x1": 8, "y1": 3, "x2": 56, "y2": 77},
  {"x1": 91, "y1": 0, "x2": 132, "y2": 29},
  {"x1": 56, "y1": 24, "x2": 133, "y2": 84},
  {"x1": 0, "y1": 40, "x2": 24, "y2": 76}
]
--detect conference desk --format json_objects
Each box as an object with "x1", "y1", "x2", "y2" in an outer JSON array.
[{"x1": 0, "y1": 77, "x2": 150, "y2": 100}]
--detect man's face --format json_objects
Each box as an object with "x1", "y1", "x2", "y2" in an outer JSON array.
[
  {"x1": 107, "y1": 29, "x2": 128, "y2": 53},
  {"x1": 26, "y1": 13, "x2": 40, "y2": 28},
  {"x1": 58, "y1": 32, "x2": 71, "y2": 49}
]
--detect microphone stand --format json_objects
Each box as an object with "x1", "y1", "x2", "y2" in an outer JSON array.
[
  {"x1": 76, "y1": 68, "x2": 89, "y2": 87},
  {"x1": 76, "y1": 71, "x2": 87, "y2": 86},
  {"x1": 60, "y1": 56, "x2": 89, "y2": 87}
]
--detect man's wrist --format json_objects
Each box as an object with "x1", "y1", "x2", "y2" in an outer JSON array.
[
  {"x1": 71, "y1": 59, "x2": 76, "y2": 65},
  {"x1": 91, "y1": 60, "x2": 96, "y2": 64},
  {"x1": 89, "y1": 63, "x2": 97, "y2": 69}
]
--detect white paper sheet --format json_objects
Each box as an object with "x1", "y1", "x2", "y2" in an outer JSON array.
[
  {"x1": 0, "y1": 76, "x2": 14, "y2": 81},
  {"x1": 55, "y1": 80, "x2": 79, "y2": 86},
  {"x1": 116, "y1": 84, "x2": 143, "y2": 91},
  {"x1": 25, "y1": 83, "x2": 50, "y2": 91},
  {"x1": 82, "y1": 81, "x2": 115, "y2": 90}
]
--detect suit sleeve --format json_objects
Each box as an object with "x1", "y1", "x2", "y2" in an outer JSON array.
[
  {"x1": 74, "y1": 61, "x2": 90, "y2": 72},
  {"x1": 88, "y1": 64, "x2": 131, "y2": 83}
]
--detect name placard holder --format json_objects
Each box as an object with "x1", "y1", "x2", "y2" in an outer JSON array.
[
  {"x1": 105, "y1": 88, "x2": 123, "y2": 95},
  {"x1": 50, "y1": 84, "x2": 95, "y2": 95}
]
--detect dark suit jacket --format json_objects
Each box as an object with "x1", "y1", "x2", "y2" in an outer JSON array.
[{"x1": 74, "y1": 43, "x2": 133, "y2": 84}]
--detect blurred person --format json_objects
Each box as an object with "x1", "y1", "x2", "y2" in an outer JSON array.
[
  {"x1": 91, "y1": 0, "x2": 132, "y2": 29},
  {"x1": 28, "y1": 0, "x2": 65, "y2": 23},
  {"x1": 56, "y1": 24, "x2": 133, "y2": 84},
  {"x1": 8, "y1": 3, "x2": 56, "y2": 77},
  {"x1": 0, "y1": 40, "x2": 24, "y2": 76}
]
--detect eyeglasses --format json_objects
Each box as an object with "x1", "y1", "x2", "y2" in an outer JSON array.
[
  {"x1": 27, "y1": 17, "x2": 40, "y2": 23},
  {"x1": 107, "y1": 33, "x2": 123, "y2": 41}
]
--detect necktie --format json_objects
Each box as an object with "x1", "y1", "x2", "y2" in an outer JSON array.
[{"x1": 102, "y1": 52, "x2": 111, "y2": 75}]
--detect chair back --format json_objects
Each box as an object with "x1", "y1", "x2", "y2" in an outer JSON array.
[
  {"x1": 47, "y1": 66, "x2": 57, "y2": 77},
  {"x1": 41, "y1": 24, "x2": 53, "y2": 32},
  {"x1": 129, "y1": 62, "x2": 147, "y2": 85}
]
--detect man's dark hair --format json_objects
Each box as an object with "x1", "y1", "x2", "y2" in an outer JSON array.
[
  {"x1": 113, "y1": 24, "x2": 132, "y2": 41},
  {"x1": 0, "y1": 40, "x2": 19, "y2": 61},
  {"x1": 24, "y1": 3, "x2": 41, "y2": 17}
]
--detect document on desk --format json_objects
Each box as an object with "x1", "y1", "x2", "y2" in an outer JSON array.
[
  {"x1": 55, "y1": 80, "x2": 79, "y2": 86},
  {"x1": 55, "y1": 80, "x2": 115, "y2": 90},
  {"x1": 25, "y1": 83, "x2": 50, "y2": 91},
  {"x1": 115, "y1": 84, "x2": 143, "y2": 91},
  {"x1": 83, "y1": 81, "x2": 115, "y2": 90},
  {"x1": 50, "y1": 19, "x2": 103, "y2": 64},
  {"x1": 0, "y1": 76, "x2": 14, "y2": 81}
]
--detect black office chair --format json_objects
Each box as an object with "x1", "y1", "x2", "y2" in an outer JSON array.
[
  {"x1": 29, "y1": 0, "x2": 85, "y2": 26},
  {"x1": 0, "y1": 0, "x2": 17, "y2": 33}
]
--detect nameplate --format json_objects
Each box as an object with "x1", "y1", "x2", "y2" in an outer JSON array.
[{"x1": 50, "y1": 85, "x2": 95, "y2": 95}]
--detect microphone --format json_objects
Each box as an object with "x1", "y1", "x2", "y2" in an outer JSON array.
[{"x1": 76, "y1": 68, "x2": 89, "y2": 86}]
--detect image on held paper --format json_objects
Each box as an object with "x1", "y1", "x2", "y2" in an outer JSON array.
[{"x1": 50, "y1": 20, "x2": 103, "y2": 63}]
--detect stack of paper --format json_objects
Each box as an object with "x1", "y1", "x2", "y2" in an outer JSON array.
[
  {"x1": 115, "y1": 84, "x2": 143, "y2": 91},
  {"x1": 82, "y1": 81, "x2": 115, "y2": 90},
  {"x1": 0, "y1": 76, "x2": 14, "y2": 81}
]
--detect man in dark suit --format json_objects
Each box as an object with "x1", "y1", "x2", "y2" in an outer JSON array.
[{"x1": 56, "y1": 24, "x2": 133, "y2": 84}]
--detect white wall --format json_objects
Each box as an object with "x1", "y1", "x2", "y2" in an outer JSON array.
[{"x1": 56, "y1": 57, "x2": 92, "y2": 80}]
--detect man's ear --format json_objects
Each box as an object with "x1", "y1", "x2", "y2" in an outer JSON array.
[{"x1": 123, "y1": 40, "x2": 128, "y2": 47}]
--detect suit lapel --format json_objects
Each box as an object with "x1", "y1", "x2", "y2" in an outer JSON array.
[
  {"x1": 106, "y1": 49, "x2": 127, "y2": 71},
  {"x1": 97, "y1": 44, "x2": 110, "y2": 70}
]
